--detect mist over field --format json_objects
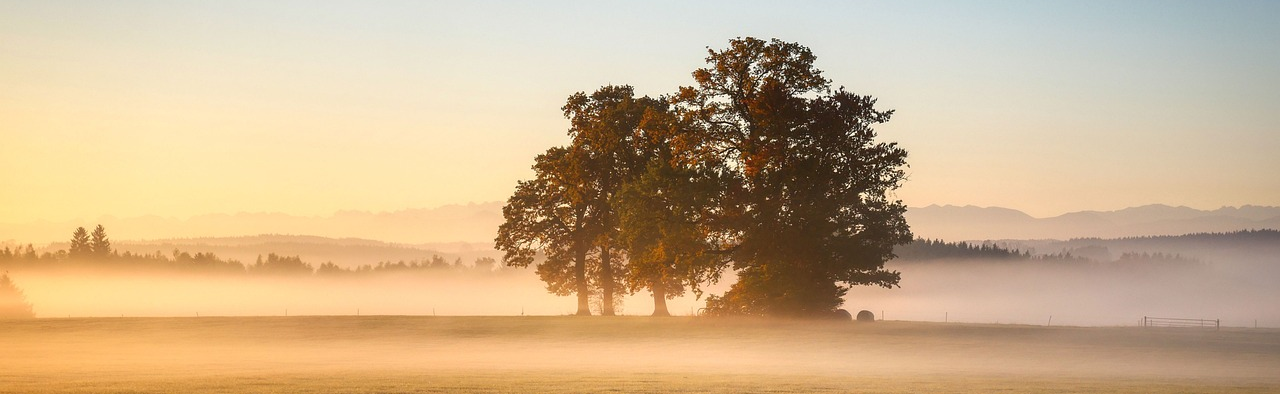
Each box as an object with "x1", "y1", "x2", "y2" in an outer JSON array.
[
  {"x1": 850, "y1": 230, "x2": 1280, "y2": 327},
  {"x1": 850, "y1": 257, "x2": 1278, "y2": 327},
  {"x1": 3, "y1": 316, "x2": 1278, "y2": 393},
  {"x1": 6, "y1": 205, "x2": 1274, "y2": 326},
  {"x1": 6, "y1": 230, "x2": 1275, "y2": 329},
  {"x1": 7, "y1": 269, "x2": 725, "y2": 319}
]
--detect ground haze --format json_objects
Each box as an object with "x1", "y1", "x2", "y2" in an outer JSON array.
[{"x1": 2, "y1": 316, "x2": 1276, "y2": 393}]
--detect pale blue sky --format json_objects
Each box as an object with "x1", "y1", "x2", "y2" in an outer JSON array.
[{"x1": 2, "y1": 0, "x2": 1277, "y2": 222}]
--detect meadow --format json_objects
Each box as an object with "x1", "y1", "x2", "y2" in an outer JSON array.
[{"x1": 2, "y1": 316, "x2": 1278, "y2": 393}]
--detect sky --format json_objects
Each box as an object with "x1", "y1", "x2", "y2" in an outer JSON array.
[{"x1": 2, "y1": 0, "x2": 1278, "y2": 223}]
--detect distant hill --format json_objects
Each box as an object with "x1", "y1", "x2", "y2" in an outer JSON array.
[
  {"x1": 906, "y1": 204, "x2": 1280, "y2": 241},
  {"x1": 891, "y1": 230, "x2": 1280, "y2": 282},
  {"x1": 1001, "y1": 229, "x2": 1280, "y2": 265},
  {"x1": 0, "y1": 202, "x2": 505, "y2": 245},
  {"x1": 39, "y1": 234, "x2": 501, "y2": 269}
]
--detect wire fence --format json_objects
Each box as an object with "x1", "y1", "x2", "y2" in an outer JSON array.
[{"x1": 1143, "y1": 316, "x2": 1219, "y2": 330}]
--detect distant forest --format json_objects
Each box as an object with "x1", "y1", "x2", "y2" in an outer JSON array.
[
  {"x1": 0, "y1": 225, "x2": 503, "y2": 276},
  {"x1": 893, "y1": 238, "x2": 1096, "y2": 263},
  {"x1": 1058, "y1": 229, "x2": 1280, "y2": 251},
  {"x1": 1004, "y1": 229, "x2": 1280, "y2": 264},
  {"x1": 893, "y1": 239, "x2": 1030, "y2": 261},
  {"x1": 890, "y1": 236, "x2": 1218, "y2": 266}
]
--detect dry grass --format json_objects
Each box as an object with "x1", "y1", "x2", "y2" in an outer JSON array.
[{"x1": 2, "y1": 316, "x2": 1277, "y2": 393}]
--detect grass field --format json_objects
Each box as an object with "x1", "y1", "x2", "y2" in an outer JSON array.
[{"x1": 2, "y1": 316, "x2": 1278, "y2": 393}]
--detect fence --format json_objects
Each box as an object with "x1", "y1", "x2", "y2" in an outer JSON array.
[{"x1": 1143, "y1": 316, "x2": 1219, "y2": 330}]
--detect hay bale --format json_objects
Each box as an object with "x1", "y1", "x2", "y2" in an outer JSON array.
[
  {"x1": 856, "y1": 310, "x2": 875, "y2": 322},
  {"x1": 831, "y1": 309, "x2": 852, "y2": 321}
]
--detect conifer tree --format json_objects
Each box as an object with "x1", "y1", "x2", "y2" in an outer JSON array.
[
  {"x1": 69, "y1": 227, "x2": 91, "y2": 258},
  {"x1": 0, "y1": 273, "x2": 34, "y2": 318},
  {"x1": 90, "y1": 224, "x2": 112, "y2": 258}
]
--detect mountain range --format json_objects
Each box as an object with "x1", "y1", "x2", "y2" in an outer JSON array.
[{"x1": 906, "y1": 204, "x2": 1280, "y2": 241}]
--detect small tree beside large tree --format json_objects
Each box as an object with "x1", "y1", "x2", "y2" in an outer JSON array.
[{"x1": 496, "y1": 146, "x2": 597, "y2": 315}]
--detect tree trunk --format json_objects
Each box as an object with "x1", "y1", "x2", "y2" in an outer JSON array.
[
  {"x1": 574, "y1": 241, "x2": 591, "y2": 316},
  {"x1": 599, "y1": 243, "x2": 616, "y2": 316},
  {"x1": 651, "y1": 281, "x2": 670, "y2": 317}
]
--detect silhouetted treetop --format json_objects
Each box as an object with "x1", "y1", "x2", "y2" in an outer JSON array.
[
  {"x1": 90, "y1": 225, "x2": 112, "y2": 258},
  {"x1": 69, "y1": 227, "x2": 91, "y2": 259}
]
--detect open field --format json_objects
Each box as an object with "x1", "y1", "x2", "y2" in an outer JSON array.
[{"x1": 2, "y1": 316, "x2": 1278, "y2": 393}]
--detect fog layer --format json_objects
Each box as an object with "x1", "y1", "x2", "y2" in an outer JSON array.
[
  {"x1": 14, "y1": 270, "x2": 720, "y2": 318},
  {"x1": 846, "y1": 258, "x2": 1278, "y2": 327}
]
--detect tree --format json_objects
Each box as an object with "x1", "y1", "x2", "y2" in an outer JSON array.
[
  {"x1": 69, "y1": 227, "x2": 91, "y2": 259},
  {"x1": 496, "y1": 147, "x2": 595, "y2": 315},
  {"x1": 473, "y1": 257, "x2": 497, "y2": 271},
  {"x1": 498, "y1": 86, "x2": 666, "y2": 316},
  {"x1": 0, "y1": 272, "x2": 35, "y2": 318},
  {"x1": 248, "y1": 253, "x2": 314, "y2": 275},
  {"x1": 677, "y1": 37, "x2": 912, "y2": 317},
  {"x1": 614, "y1": 101, "x2": 732, "y2": 316},
  {"x1": 90, "y1": 224, "x2": 112, "y2": 258},
  {"x1": 562, "y1": 85, "x2": 664, "y2": 316},
  {"x1": 616, "y1": 161, "x2": 730, "y2": 316}
]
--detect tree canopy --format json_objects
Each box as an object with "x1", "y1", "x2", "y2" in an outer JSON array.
[
  {"x1": 497, "y1": 37, "x2": 911, "y2": 317},
  {"x1": 496, "y1": 146, "x2": 595, "y2": 315},
  {"x1": 679, "y1": 37, "x2": 911, "y2": 317}
]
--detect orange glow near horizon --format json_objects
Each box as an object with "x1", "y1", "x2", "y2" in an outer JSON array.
[{"x1": 2, "y1": 2, "x2": 1277, "y2": 224}]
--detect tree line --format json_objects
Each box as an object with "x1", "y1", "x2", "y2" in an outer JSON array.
[
  {"x1": 496, "y1": 37, "x2": 911, "y2": 318},
  {"x1": 0, "y1": 226, "x2": 504, "y2": 277},
  {"x1": 891, "y1": 239, "x2": 1202, "y2": 267},
  {"x1": 893, "y1": 239, "x2": 1030, "y2": 261}
]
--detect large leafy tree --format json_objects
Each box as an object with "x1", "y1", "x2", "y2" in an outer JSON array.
[
  {"x1": 501, "y1": 39, "x2": 909, "y2": 318},
  {"x1": 676, "y1": 37, "x2": 912, "y2": 317},
  {"x1": 614, "y1": 103, "x2": 732, "y2": 316},
  {"x1": 561, "y1": 85, "x2": 663, "y2": 316},
  {"x1": 496, "y1": 146, "x2": 595, "y2": 315},
  {"x1": 499, "y1": 85, "x2": 677, "y2": 316},
  {"x1": 616, "y1": 161, "x2": 730, "y2": 316}
]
